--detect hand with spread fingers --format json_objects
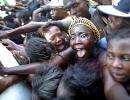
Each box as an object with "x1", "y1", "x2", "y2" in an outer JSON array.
[
  {"x1": 2, "y1": 39, "x2": 18, "y2": 50},
  {"x1": 11, "y1": 50, "x2": 28, "y2": 64}
]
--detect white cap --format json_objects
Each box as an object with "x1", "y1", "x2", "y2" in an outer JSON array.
[
  {"x1": 48, "y1": 0, "x2": 64, "y2": 8},
  {"x1": 0, "y1": 0, "x2": 16, "y2": 8}
]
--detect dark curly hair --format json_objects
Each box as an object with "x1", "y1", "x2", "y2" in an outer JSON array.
[
  {"x1": 25, "y1": 37, "x2": 54, "y2": 62},
  {"x1": 59, "y1": 62, "x2": 105, "y2": 100},
  {"x1": 107, "y1": 28, "x2": 130, "y2": 41}
]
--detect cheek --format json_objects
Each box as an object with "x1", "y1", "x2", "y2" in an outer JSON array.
[
  {"x1": 106, "y1": 59, "x2": 112, "y2": 68},
  {"x1": 70, "y1": 40, "x2": 74, "y2": 48},
  {"x1": 83, "y1": 40, "x2": 91, "y2": 45},
  {"x1": 124, "y1": 64, "x2": 130, "y2": 74},
  {"x1": 54, "y1": 11, "x2": 60, "y2": 16},
  {"x1": 59, "y1": 36, "x2": 65, "y2": 41},
  {"x1": 83, "y1": 40, "x2": 94, "y2": 49}
]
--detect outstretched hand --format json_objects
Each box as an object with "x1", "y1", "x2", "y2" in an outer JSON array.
[
  {"x1": 11, "y1": 50, "x2": 28, "y2": 64},
  {"x1": 2, "y1": 39, "x2": 18, "y2": 50},
  {"x1": 0, "y1": 30, "x2": 9, "y2": 39}
]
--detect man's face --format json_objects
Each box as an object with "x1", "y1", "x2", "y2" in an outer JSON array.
[
  {"x1": 66, "y1": 0, "x2": 90, "y2": 18},
  {"x1": 44, "y1": 26, "x2": 65, "y2": 52},
  {"x1": 107, "y1": 38, "x2": 130, "y2": 83},
  {"x1": 50, "y1": 8, "x2": 65, "y2": 20},
  {"x1": 107, "y1": 16, "x2": 123, "y2": 32}
]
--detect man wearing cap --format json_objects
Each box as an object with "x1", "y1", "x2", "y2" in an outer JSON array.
[
  {"x1": 32, "y1": 0, "x2": 69, "y2": 21},
  {"x1": 98, "y1": 0, "x2": 130, "y2": 31},
  {"x1": 97, "y1": 0, "x2": 130, "y2": 49},
  {"x1": 64, "y1": 0, "x2": 91, "y2": 18},
  {"x1": 49, "y1": 0, "x2": 69, "y2": 20}
]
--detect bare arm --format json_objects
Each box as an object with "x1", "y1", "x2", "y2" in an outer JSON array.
[
  {"x1": 0, "y1": 75, "x2": 25, "y2": 93},
  {"x1": 0, "y1": 63, "x2": 41, "y2": 75},
  {"x1": 105, "y1": 83, "x2": 130, "y2": 100},
  {"x1": 0, "y1": 47, "x2": 75, "y2": 75},
  {"x1": 0, "y1": 17, "x2": 72, "y2": 39},
  {"x1": 51, "y1": 47, "x2": 75, "y2": 66},
  {"x1": 32, "y1": 5, "x2": 50, "y2": 21},
  {"x1": 103, "y1": 67, "x2": 130, "y2": 100},
  {"x1": 0, "y1": 22, "x2": 47, "y2": 39}
]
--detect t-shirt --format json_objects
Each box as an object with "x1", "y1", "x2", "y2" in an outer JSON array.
[
  {"x1": 32, "y1": 64, "x2": 63, "y2": 100},
  {"x1": 98, "y1": 37, "x2": 107, "y2": 50}
]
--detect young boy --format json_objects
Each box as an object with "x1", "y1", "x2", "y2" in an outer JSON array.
[{"x1": 104, "y1": 28, "x2": 130, "y2": 100}]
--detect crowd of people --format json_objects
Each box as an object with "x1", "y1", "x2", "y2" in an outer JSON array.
[{"x1": 0, "y1": 0, "x2": 130, "y2": 100}]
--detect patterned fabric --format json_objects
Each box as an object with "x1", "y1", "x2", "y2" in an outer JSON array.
[{"x1": 68, "y1": 17, "x2": 100, "y2": 43}]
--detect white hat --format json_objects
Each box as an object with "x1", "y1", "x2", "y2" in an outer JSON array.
[
  {"x1": 48, "y1": 0, "x2": 64, "y2": 8},
  {"x1": 97, "y1": 0, "x2": 130, "y2": 18},
  {"x1": 0, "y1": 0, "x2": 16, "y2": 8}
]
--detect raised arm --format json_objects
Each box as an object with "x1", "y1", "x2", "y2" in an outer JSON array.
[
  {"x1": 0, "y1": 21, "x2": 47, "y2": 39},
  {"x1": 32, "y1": 5, "x2": 50, "y2": 21},
  {"x1": 0, "y1": 18, "x2": 72, "y2": 39}
]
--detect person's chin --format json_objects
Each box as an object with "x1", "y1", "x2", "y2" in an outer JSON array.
[
  {"x1": 112, "y1": 73, "x2": 127, "y2": 83},
  {"x1": 56, "y1": 45, "x2": 65, "y2": 52}
]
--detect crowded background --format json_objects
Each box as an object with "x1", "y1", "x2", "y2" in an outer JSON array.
[{"x1": 0, "y1": 0, "x2": 130, "y2": 100}]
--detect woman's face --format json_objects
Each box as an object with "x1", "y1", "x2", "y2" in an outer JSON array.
[
  {"x1": 107, "y1": 38, "x2": 130, "y2": 83},
  {"x1": 44, "y1": 26, "x2": 65, "y2": 52},
  {"x1": 70, "y1": 24, "x2": 95, "y2": 60}
]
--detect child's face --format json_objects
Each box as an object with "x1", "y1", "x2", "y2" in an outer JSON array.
[
  {"x1": 107, "y1": 38, "x2": 130, "y2": 83},
  {"x1": 70, "y1": 24, "x2": 95, "y2": 60}
]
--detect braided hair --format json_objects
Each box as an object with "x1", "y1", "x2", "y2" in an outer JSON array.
[{"x1": 25, "y1": 37, "x2": 55, "y2": 63}]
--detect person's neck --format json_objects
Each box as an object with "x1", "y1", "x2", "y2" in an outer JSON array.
[{"x1": 123, "y1": 80, "x2": 130, "y2": 95}]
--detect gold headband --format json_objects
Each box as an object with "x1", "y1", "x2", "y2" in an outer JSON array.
[{"x1": 68, "y1": 17, "x2": 100, "y2": 43}]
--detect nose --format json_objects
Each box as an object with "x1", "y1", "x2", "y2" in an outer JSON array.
[
  {"x1": 55, "y1": 36, "x2": 62, "y2": 44},
  {"x1": 112, "y1": 58, "x2": 123, "y2": 69},
  {"x1": 75, "y1": 36, "x2": 81, "y2": 44}
]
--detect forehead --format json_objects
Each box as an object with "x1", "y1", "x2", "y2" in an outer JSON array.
[
  {"x1": 48, "y1": 26, "x2": 61, "y2": 32},
  {"x1": 44, "y1": 26, "x2": 62, "y2": 39},
  {"x1": 71, "y1": 24, "x2": 92, "y2": 34},
  {"x1": 51, "y1": 7, "x2": 63, "y2": 11},
  {"x1": 108, "y1": 38, "x2": 130, "y2": 53}
]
